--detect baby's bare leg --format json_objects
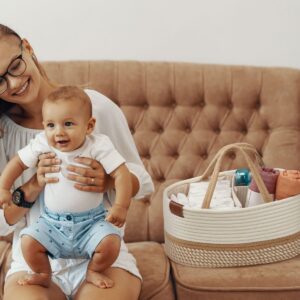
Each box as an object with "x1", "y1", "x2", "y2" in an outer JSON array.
[
  {"x1": 86, "y1": 235, "x2": 121, "y2": 288},
  {"x1": 18, "y1": 235, "x2": 52, "y2": 288}
]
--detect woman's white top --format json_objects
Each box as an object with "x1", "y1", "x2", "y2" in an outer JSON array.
[{"x1": 0, "y1": 89, "x2": 154, "y2": 279}]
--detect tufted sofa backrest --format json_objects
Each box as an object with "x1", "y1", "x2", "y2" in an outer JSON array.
[{"x1": 42, "y1": 61, "x2": 300, "y2": 243}]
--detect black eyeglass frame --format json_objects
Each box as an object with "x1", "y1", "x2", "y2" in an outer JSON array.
[{"x1": 0, "y1": 44, "x2": 27, "y2": 95}]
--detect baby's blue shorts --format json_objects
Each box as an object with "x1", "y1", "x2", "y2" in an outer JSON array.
[{"x1": 20, "y1": 204, "x2": 121, "y2": 259}]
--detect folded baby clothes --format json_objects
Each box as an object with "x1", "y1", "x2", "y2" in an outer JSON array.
[
  {"x1": 275, "y1": 170, "x2": 300, "y2": 200},
  {"x1": 245, "y1": 167, "x2": 279, "y2": 207}
]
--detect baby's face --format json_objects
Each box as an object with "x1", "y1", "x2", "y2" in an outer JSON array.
[{"x1": 42, "y1": 100, "x2": 94, "y2": 152}]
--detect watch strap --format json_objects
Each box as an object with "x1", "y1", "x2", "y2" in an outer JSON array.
[{"x1": 12, "y1": 187, "x2": 35, "y2": 208}]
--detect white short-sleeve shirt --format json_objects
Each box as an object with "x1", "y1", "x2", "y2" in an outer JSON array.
[{"x1": 18, "y1": 132, "x2": 125, "y2": 213}]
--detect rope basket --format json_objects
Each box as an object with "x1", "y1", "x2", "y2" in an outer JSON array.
[{"x1": 163, "y1": 143, "x2": 300, "y2": 267}]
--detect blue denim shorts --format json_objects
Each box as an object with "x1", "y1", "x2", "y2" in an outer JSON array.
[{"x1": 20, "y1": 204, "x2": 121, "y2": 259}]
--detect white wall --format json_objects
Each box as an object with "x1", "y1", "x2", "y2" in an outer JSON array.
[{"x1": 1, "y1": 0, "x2": 300, "y2": 68}]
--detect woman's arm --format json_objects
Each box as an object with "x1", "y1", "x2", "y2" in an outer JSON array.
[
  {"x1": 0, "y1": 153, "x2": 60, "y2": 225},
  {"x1": 3, "y1": 152, "x2": 58, "y2": 225},
  {"x1": 3, "y1": 174, "x2": 41, "y2": 225},
  {"x1": 0, "y1": 155, "x2": 27, "y2": 207}
]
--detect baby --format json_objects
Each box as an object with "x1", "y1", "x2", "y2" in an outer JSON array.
[{"x1": 0, "y1": 86, "x2": 132, "y2": 288}]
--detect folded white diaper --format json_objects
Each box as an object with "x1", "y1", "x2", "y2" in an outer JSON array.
[{"x1": 186, "y1": 179, "x2": 241, "y2": 209}]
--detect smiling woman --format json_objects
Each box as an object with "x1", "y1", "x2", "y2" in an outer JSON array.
[{"x1": 0, "y1": 24, "x2": 153, "y2": 300}]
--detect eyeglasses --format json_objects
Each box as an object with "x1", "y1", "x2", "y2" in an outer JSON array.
[{"x1": 0, "y1": 49, "x2": 27, "y2": 95}]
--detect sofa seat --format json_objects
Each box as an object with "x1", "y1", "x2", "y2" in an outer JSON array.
[
  {"x1": 171, "y1": 256, "x2": 300, "y2": 300},
  {"x1": 128, "y1": 242, "x2": 175, "y2": 300}
]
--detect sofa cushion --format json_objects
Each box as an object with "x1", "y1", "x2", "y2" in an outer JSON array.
[
  {"x1": 128, "y1": 242, "x2": 175, "y2": 300},
  {"x1": 171, "y1": 256, "x2": 300, "y2": 300}
]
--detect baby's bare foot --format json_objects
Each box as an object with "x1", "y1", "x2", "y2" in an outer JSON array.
[
  {"x1": 86, "y1": 269, "x2": 114, "y2": 288},
  {"x1": 18, "y1": 273, "x2": 51, "y2": 288}
]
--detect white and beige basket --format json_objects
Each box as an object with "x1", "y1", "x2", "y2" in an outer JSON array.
[{"x1": 163, "y1": 143, "x2": 300, "y2": 267}]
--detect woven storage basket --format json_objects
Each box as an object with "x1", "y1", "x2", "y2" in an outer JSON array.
[{"x1": 163, "y1": 143, "x2": 300, "y2": 267}]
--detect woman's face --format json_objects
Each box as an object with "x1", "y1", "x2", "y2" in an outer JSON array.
[{"x1": 0, "y1": 36, "x2": 42, "y2": 106}]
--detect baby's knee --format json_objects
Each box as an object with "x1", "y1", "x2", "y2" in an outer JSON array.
[{"x1": 95, "y1": 234, "x2": 121, "y2": 258}]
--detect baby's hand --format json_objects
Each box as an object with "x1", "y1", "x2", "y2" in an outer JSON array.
[
  {"x1": 105, "y1": 204, "x2": 128, "y2": 227},
  {"x1": 0, "y1": 188, "x2": 12, "y2": 209}
]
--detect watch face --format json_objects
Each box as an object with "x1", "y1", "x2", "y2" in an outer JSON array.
[
  {"x1": 14, "y1": 191, "x2": 21, "y2": 204},
  {"x1": 12, "y1": 188, "x2": 34, "y2": 208}
]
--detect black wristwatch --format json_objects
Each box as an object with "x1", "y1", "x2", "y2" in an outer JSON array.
[{"x1": 12, "y1": 187, "x2": 35, "y2": 208}]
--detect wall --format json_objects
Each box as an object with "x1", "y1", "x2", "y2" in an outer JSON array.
[{"x1": 1, "y1": 0, "x2": 300, "y2": 68}]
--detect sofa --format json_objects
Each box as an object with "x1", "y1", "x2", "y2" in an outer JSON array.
[{"x1": 0, "y1": 61, "x2": 300, "y2": 300}]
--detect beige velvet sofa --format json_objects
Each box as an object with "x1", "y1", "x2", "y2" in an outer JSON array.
[{"x1": 0, "y1": 61, "x2": 300, "y2": 300}]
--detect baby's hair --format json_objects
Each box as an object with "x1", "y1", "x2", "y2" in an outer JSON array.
[{"x1": 45, "y1": 86, "x2": 92, "y2": 118}]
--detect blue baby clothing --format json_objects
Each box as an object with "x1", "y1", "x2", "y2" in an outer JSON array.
[{"x1": 20, "y1": 203, "x2": 121, "y2": 259}]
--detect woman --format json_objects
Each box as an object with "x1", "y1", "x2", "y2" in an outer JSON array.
[{"x1": 0, "y1": 24, "x2": 153, "y2": 300}]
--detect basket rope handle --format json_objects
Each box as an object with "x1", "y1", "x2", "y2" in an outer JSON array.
[
  {"x1": 200, "y1": 143, "x2": 264, "y2": 180},
  {"x1": 201, "y1": 143, "x2": 272, "y2": 209}
]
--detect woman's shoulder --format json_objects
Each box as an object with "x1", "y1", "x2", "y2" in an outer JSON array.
[
  {"x1": 84, "y1": 89, "x2": 122, "y2": 117},
  {"x1": 84, "y1": 89, "x2": 117, "y2": 108}
]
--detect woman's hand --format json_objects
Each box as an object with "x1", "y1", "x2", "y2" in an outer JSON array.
[
  {"x1": 66, "y1": 157, "x2": 110, "y2": 193},
  {"x1": 37, "y1": 152, "x2": 61, "y2": 187}
]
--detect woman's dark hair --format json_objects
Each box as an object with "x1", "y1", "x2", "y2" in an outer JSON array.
[
  {"x1": 0, "y1": 25, "x2": 21, "y2": 115},
  {"x1": 0, "y1": 24, "x2": 50, "y2": 116}
]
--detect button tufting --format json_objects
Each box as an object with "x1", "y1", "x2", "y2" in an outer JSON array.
[
  {"x1": 143, "y1": 103, "x2": 149, "y2": 109},
  {"x1": 199, "y1": 100, "x2": 205, "y2": 107},
  {"x1": 201, "y1": 153, "x2": 208, "y2": 159},
  {"x1": 172, "y1": 102, "x2": 177, "y2": 108},
  {"x1": 158, "y1": 127, "x2": 164, "y2": 134},
  {"x1": 229, "y1": 152, "x2": 236, "y2": 159},
  {"x1": 144, "y1": 199, "x2": 151, "y2": 206},
  {"x1": 255, "y1": 99, "x2": 261, "y2": 109},
  {"x1": 265, "y1": 123, "x2": 270, "y2": 131},
  {"x1": 242, "y1": 128, "x2": 248, "y2": 135},
  {"x1": 185, "y1": 127, "x2": 191, "y2": 133},
  {"x1": 214, "y1": 127, "x2": 221, "y2": 134},
  {"x1": 227, "y1": 102, "x2": 233, "y2": 109}
]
